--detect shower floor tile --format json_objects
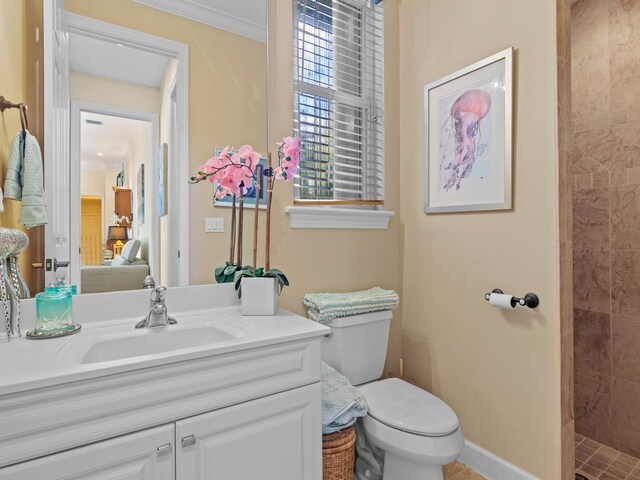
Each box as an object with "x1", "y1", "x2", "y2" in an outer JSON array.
[{"x1": 576, "y1": 434, "x2": 640, "y2": 479}]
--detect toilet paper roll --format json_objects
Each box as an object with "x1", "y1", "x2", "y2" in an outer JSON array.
[{"x1": 488, "y1": 293, "x2": 516, "y2": 309}]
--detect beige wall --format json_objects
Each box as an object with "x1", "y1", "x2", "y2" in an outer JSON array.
[
  {"x1": 127, "y1": 121, "x2": 152, "y2": 262},
  {"x1": 80, "y1": 169, "x2": 105, "y2": 197},
  {"x1": 0, "y1": 0, "x2": 25, "y2": 230},
  {"x1": 398, "y1": 0, "x2": 561, "y2": 478},
  {"x1": 0, "y1": 1, "x2": 30, "y2": 279},
  {"x1": 65, "y1": 0, "x2": 269, "y2": 289}
]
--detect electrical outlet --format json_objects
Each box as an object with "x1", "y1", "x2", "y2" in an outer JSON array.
[{"x1": 205, "y1": 218, "x2": 224, "y2": 233}]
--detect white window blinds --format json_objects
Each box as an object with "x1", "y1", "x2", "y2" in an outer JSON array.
[{"x1": 293, "y1": 0, "x2": 384, "y2": 205}]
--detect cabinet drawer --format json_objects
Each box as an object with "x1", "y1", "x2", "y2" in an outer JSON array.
[{"x1": 0, "y1": 424, "x2": 174, "y2": 480}]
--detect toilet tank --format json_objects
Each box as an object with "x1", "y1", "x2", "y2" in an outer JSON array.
[{"x1": 322, "y1": 310, "x2": 392, "y2": 386}]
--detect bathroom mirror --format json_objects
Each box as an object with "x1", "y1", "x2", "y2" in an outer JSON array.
[{"x1": 0, "y1": 0, "x2": 268, "y2": 296}]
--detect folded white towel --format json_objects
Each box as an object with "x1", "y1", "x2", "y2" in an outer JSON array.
[
  {"x1": 322, "y1": 362, "x2": 368, "y2": 434},
  {"x1": 304, "y1": 287, "x2": 399, "y2": 325}
]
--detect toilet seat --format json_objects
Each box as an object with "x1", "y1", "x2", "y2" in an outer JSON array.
[{"x1": 359, "y1": 378, "x2": 459, "y2": 437}]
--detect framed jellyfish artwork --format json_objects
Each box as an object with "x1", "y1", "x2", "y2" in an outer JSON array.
[{"x1": 423, "y1": 47, "x2": 513, "y2": 213}]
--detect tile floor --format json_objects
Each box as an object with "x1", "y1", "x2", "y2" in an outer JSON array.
[
  {"x1": 443, "y1": 461, "x2": 486, "y2": 480},
  {"x1": 576, "y1": 434, "x2": 640, "y2": 479}
]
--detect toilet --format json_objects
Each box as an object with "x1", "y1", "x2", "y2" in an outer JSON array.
[{"x1": 322, "y1": 310, "x2": 464, "y2": 480}]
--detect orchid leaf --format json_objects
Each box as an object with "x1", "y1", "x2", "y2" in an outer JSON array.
[
  {"x1": 215, "y1": 263, "x2": 239, "y2": 284},
  {"x1": 223, "y1": 264, "x2": 239, "y2": 276}
]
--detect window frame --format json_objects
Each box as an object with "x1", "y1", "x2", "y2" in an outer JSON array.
[{"x1": 292, "y1": 0, "x2": 385, "y2": 208}]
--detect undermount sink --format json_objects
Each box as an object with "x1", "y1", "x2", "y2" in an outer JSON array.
[{"x1": 61, "y1": 315, "x2": 253, "y2": 365}]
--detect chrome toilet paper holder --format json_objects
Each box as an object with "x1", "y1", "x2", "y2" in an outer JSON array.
[{"x1": 484, "y1": 289, "x2": 540, "y2": 308}]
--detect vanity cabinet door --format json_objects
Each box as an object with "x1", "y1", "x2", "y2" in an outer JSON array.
[
  {"x1": 176, "y1": 383, "x2": 322, "y2": 480},
  {"x1": 0, "y1": 424, "x2": 174, "y2": 480}
]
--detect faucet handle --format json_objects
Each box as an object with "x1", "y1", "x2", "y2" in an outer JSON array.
[
  {"x1": 150, "y1": 285, "x2": 167, "y2": 303},
  {"x1": 143, "y1": 275, "x2": 156, "y2": 289}
]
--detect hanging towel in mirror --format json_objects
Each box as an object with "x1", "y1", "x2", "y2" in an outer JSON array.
[{"x1": 4, "y1": 130, "x2": 48, "y2": 228}]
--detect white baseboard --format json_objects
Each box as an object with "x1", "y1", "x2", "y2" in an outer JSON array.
[{"x1": 458, "y1": 440, "x2": 538, "y2": 480}]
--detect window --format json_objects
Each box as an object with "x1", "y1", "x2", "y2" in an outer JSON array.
[{"x1": 293, "y1": 0, "x2": 384, "y2": 205}]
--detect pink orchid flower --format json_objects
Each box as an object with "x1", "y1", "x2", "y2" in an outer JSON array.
[
  {"x1": 273, "y1": 136, "x2": 301, "y2": 181},
  {"x1": 238, "y1": 144, "x2": 261, "y2": 170},
  {"x1": 282, "y1": 136, "x2": 301, "y2": 164}
]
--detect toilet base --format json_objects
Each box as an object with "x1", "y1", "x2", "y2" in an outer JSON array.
[{"x1": 383, "y1": 453, "x2": 444, "y2": 480}]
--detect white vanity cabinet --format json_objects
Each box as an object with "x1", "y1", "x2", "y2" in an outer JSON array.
[
  {"x1": 0, "y1": 424, "x2": 175, "y2": 480},
  {"x1": 0, "y1": 328, "x2": 327, "y2": 480},
  {"x1": 177, "y1": 383, "x2": 321, "y2": 479},
  {"x1": 0, "y1": 383, "x2": 321, "y2": 480}
]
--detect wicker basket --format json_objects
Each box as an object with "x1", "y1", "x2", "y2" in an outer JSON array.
[{"x1": 322, "y1": 426, "x2": 356, "y2": 480}]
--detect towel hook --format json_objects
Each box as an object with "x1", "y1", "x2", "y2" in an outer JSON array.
[
  {"x1": 0, "y1": 96, "x2": 29, "y2": 132},
  {"x1": 19, "y1": 104, "x2": 29, "y2": 132}
]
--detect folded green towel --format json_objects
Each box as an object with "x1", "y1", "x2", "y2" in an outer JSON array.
[{"x1": 304, "y1": 287, "x2": 399, "y2": 325}]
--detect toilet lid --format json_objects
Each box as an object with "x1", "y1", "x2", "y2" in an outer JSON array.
[{"x1": 359, "y1": 378, "x2": 460, "y2": 437}]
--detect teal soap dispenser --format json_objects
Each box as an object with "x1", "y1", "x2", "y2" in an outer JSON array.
[{"x1": 27, "y1": 279, "x2": 81, "y2": 339}]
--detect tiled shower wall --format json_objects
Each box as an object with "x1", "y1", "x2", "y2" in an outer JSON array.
[{"x1": 571, "y1": 0, "x2": 640, "y2": 458}]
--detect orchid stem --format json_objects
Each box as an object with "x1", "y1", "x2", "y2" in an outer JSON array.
[
  {"x1": 237, "y1": 186, "x2": 244, "y2": 267},
  {"x1": 229, "y1": 194, "x2": 236, "y2": 265},
  {"x1": 252, "y1": 166, "x2": 262, "y2": 273},
  {"x1": 265, "y1": 153, "x2": 272, "y2": 273}
]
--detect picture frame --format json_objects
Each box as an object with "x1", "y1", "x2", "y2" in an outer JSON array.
[
  {"x1": 158, "y1": 143, "x2": 168, "y2": 217},
  {"x1": 212, "y1": 147, "x2": 267, "y2": 209},
  {"x1": 137, "y1": 164, "x2": 145, "y2": 225},
  {"x1": 424, "y1": 47, "x2": 513, "y2": 213}
]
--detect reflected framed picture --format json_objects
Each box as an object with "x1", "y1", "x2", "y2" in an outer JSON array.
[
  {"x1": 212, "y1": 147, "x2": 267, "y2": 209},
  {"x1": 137, "y1": 164, "x2": 145, "y2": 225},
  {"x1": 424, "y1": 47, "x2": 513, "y2": 213},
  {"x1": 158, "y1": 143, "x2": 168, "y2": 217}
]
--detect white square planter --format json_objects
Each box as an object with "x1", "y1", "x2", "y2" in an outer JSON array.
[{"x1": 241, "y1": 277, "x2": 279, "y2": 316}]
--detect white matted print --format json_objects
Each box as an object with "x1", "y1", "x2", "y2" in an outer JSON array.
[{"x1": 424, "y1": 48, "x2": 513, "y2": 213}]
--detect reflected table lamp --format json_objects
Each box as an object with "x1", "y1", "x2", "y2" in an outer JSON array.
[{"x1": 108, "y1": 226, "x2": 130, "y2": 256}]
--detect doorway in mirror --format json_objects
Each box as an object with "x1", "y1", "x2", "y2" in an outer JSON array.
[{"x1": 75, "y1": 110, "x2": 158, "y2": 294}]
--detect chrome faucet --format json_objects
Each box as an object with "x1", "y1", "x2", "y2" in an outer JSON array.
[{"x1": 135, "y1": 286, "x2": 177, "y2": 328}]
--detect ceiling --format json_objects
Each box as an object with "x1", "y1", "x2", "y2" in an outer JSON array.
[
  {"x1": 69, "y1": 32, "x2": 171, "y2": 88},
  {"x1": 80, "y1": 112, "x2": 150, "y2": 171}
]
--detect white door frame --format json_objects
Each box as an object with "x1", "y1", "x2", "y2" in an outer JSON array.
[
  {"x1": 166, "y1": 79, "x2": 179, "y2": 286},
  {"x1": 44, "y1": 0, "x2": 71, "y2": 288},
  {"x1": 70, "y1": 102, "x2": 159, "y2": 292},
  {"x1": 66, "y1": 12, "x2": 190, "y2": 286}
]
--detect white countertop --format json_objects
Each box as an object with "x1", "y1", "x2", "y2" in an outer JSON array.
[{"x1": 0, "y1": 285, "x2": 329, "y2": 396}]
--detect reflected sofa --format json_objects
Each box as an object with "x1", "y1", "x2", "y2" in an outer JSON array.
[{"x1": 80, "y1": 239, "x2": 149, "y2": 294}]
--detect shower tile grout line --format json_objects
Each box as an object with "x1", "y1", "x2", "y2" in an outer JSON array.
[{"x1": 576, "y1": 434, "x2": 640, "y2": 479}]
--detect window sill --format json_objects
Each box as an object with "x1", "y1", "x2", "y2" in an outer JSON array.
[{"x1": 285, "y1": 206, "x2": 395, "y2": 229}]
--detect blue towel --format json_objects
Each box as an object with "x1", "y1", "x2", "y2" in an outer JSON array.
[
  {"x1": 322, "y1": 362, "x2": 368, "y2": 434},
  {"x1": 4, "y1": 130, "x2": 48, "y2": 228}
]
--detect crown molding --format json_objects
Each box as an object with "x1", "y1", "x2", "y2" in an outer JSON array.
[{"x1": 133, "y1": 0, "x2": 266, "y2": 43}]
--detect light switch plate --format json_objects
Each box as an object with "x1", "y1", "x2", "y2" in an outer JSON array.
[{"x1": 205, "y1": 218, "x2": 224, "y2": 233}]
